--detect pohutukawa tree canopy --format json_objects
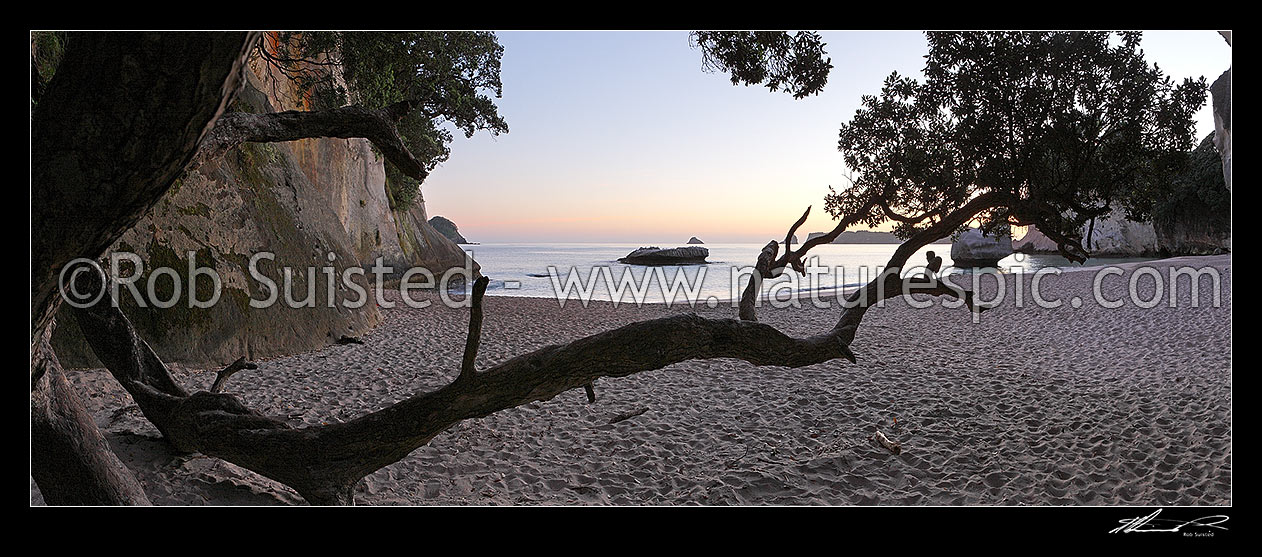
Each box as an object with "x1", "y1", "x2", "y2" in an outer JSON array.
[
  {"x1": 824, "y1": 31, "x2": 1207, "y2": 262},
  {"x1": 690, "y1": 31, "x2": 833, "y2": 99}
]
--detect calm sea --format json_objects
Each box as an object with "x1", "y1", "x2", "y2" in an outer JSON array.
[{"x1": 456, "y1": 242, "x2": 1156, "y2": 304}]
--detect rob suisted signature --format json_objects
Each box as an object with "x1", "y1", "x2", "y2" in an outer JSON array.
[{"x1": 1110, "y1": 508, "x2": 1229, "y2": 534}]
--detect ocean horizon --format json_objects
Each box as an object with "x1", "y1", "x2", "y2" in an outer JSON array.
[{"x1": 459, "y1": 242, "x2": 1162, "y2": 304}]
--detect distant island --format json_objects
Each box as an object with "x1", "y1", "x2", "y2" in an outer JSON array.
[
  {"x1": 686, "y1": 236, "x2": 704, "y2": 244},
  {"x1": 429, "y1": 216, "x2": 471, "y2": 244},
  {"x1": 806, "y1": 230, "x2": 905, "y2": 244}
]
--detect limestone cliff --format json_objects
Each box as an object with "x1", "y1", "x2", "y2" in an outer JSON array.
[
  {"x1": 53, "y1": 59, "x2": 476, "y2": 368},
  {"x1": 1015, "y1": 201, "x2": 1227, "y2": 259},
  {"x1": 1213, "y1": 31, "x2": 1231, "y2": 191},
  {"x1": 1081, "y1": 212, "x2": 1160, "y2": 257},
  {"x1": 1212, "y1": 68, "x2": 1231, "y2": 192}
]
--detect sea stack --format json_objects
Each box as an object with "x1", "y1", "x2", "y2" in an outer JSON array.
[
  {"x1": 428, "y1": 216, "x2": 469, "y2": 244},
  {"x1": 686, "y1": 236, "x2": 704, "y2": 244},
  {"x1": 951, "y1": 228, "x2": 1013, "y2": 267},
  {"x1": 618, "y1": 246, "x2": 709, "y2": 265}
]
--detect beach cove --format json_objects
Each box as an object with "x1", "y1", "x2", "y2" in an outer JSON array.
[{"x1": 49, "y1": 254, "x2": 1231, "y2": 506}]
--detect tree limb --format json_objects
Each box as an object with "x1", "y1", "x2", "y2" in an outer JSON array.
[
  {"x1": 784, "y1": 205, "x2": 810, "y2": 251},
  {"x1": 834, "y1": 192, "x2": 1010, "y2": 340},
  {"x1": 773, "y1": 196, "x2": 881, "y2": 275},
  {"x1": 210, "y1": 357, "x2": 259, "y2": 394},
  {"x1": 195, "y1": 100, "x2": 427, "y2": 181},
  {"x1": 738, "y1": 240, "x2": 780, "y2": 321},
  {"x1": 459, "y1": 276, "x2": 490, "y2": 381},
  {"x1": 31, "y1": 323, "x2": 152, "y2": 505}
]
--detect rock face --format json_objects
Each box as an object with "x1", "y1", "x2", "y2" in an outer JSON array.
[
  {"x1": 1082, "y1": 211, "x2": 1160, "y2": 257},
  {"x1": 686, "y1": 236, "x2": 704, "y2": 244},
  {"x1": 618, "y1": 246, "x2": 709, "y2": 265},
  {"x1": 429, "y1": 216, "x2": 469, "y2": 244},
  {"x1": 1212, "y1": 68, "x2": 1232, "y2": 191},
  {"x1": 950, "y1": 228, "x2": 1013, "y2": 267},
  {"x1": 1013, "y1": 213, "x2": 1159, "y2": 258},
  {"x1": 807, "y1": 230, "x2": 904, "y2": 244},
  {"x1": 52, "y1": 61, "x2": 476, "y2": 368},
  {"x1": 1013, "y1": 207, "x2": 1226, "y2": 258}
]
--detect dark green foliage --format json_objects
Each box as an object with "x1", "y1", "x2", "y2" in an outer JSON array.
[
  {"x1": 1148, "y1": 133, "x2": 1230, "y2": 236},
  {"x1": 31, "y1": 31, "x2": 67, "y2": 104},
  {"x1": 691, "y1": 31, "x2": 832, "y2": 99},
  {"x1": 384, "y1": 161, "x2": 421, "y2": 211},
  {"x1": 32, "y1": 32, "x2": 66, "y2": 78},
  {"x1": 826, "y1": 32, "x2": 1207, "y2": 248},
  {"x1": 261, "y1": 32, "x2": 509, "y2": 210}
]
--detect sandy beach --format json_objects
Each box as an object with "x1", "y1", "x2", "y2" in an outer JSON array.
[{"x1": 41, "y1": 254, "x2": 1231, "y2": 506}]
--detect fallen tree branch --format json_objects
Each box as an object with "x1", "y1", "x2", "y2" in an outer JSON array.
[
  {"x1": 459, "y1": 276, "x2": 490, "y2": 381},
  {"x1": 608, "y1": 407, "x2": 649, "y2": 424},
  {"x1": 738, "y1": 240, "x2": 780, "y2": 322},
  {"x1": 67, "y1": 194, "x2": 1000, "y2": 505},
  {"x1": 70, "y1": 267, "x2": 859, "y2": 504}
]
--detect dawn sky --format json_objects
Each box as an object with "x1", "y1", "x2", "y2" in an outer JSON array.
[{"x1": 422, "y1": 31, "x2": 1232, "y2": 244}]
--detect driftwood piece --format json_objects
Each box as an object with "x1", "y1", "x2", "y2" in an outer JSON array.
[
  {"x1": 872, "y1": 429, "x2": 902, "y2": 454},
  {"x1": 608, "y1": 407, "x2": 649, "y2": 424}
]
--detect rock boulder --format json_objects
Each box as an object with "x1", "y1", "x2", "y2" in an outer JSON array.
[
  {"x1": 950, "y1": 228, "x2": 1013, "y2": 267},
  {"x1": 618, "y1": 246, "x2": 709, "y2": 265}
]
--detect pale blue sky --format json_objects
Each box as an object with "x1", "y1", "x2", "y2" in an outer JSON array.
[{"x1": 422, "y1": 31, "x2": 1231, "y2": 244}]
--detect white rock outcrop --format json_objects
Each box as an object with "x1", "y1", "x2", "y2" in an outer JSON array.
[
  {"x1": 1211, "y1": 71, "x2": 1231, "y2": 191},
  {"x1": 951, "y1": 228, "x2": 1013, "y2": 267},
  {"x1": 1082, "y1": 211, "x2": 1159, "y2": 257}
]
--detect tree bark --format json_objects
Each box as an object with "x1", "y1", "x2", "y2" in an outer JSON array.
[
  {"x1": 31, "y1": 324, "x2": 151, "y2": 505},
  {"x1": 30, "y1": 31, "x2": 257, "y2": 505},
  {"x1": 31, "y1": 32, "x2": 256, "y2": 336},
  {"x1": 194, "y1": 99, "x2": 428, "y2": 181}
]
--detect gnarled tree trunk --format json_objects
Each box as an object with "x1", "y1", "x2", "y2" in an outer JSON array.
[{"x1": 30, "y1": 31, "x2": 257, "y2": 505}]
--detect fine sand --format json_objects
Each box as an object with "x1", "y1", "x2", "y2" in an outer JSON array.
[{"x1": 43, "y1": 255, "x2": 1231, "y2": 505}]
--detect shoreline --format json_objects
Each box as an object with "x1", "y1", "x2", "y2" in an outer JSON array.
[{"x1": 481, "y1": 253, "x2": 1231, "y2": 307}]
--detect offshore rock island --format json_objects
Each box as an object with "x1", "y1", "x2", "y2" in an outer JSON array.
[{"x1": 617, "y1": 246, "x2": 710, "y2": 265}]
